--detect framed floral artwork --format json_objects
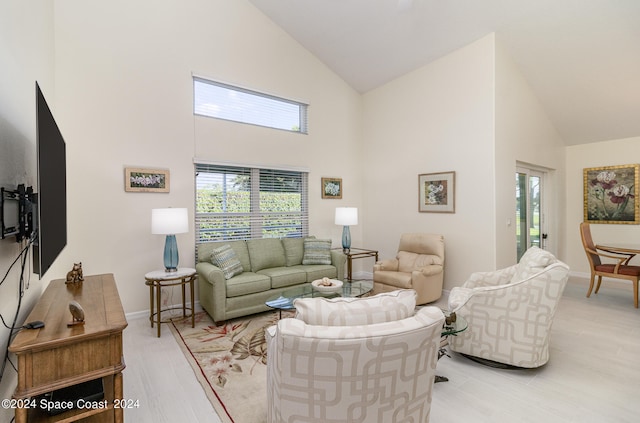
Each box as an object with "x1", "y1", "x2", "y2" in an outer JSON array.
[
  {"x1": 125, "y1": 167, "x2": 170, "y2": 193},
  {"x1": 419, "y1": 171, "x2": 455, "y2": 213},
  {"x1": 584, "y1": 164, "x2": 639, "y2": 224},
  {"x1": 321, "y1": 177, "x2": 342, "y2": 199}
]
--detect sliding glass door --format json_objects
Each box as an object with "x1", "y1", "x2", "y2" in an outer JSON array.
[{"x1": 516, "y1": 167, "x2": 545, "y2": 261}]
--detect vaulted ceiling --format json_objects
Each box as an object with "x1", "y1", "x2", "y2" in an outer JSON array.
[{"x1": 249, "y1": 0, "x2": 640, "y2": 145}]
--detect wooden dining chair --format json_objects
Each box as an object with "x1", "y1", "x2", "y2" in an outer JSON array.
[{"x1": 579, "y1": 222, "x2": 640, "y2": 308}]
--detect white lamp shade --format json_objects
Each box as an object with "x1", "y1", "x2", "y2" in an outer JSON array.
[
  {"x1": 335, "y1": 207, "x2": 358, "y2": 226},
  {"x1": 151, "y1": 208, "x2": 189, "y2": 235}
]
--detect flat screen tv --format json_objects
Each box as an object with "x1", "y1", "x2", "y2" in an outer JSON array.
[{"x1": 34, "y1": 82, "x2": 67, "y2": 276}]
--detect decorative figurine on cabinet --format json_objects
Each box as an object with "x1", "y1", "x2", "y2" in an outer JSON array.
[
  {"x1": 65, "y1": 262, "x2": 84, "y2": 284},
  {"x1": 67, "y1": 300, "x2": 86, "y2": 326}
]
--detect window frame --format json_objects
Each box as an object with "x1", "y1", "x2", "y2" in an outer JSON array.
[
  {"x1": 195, "y1": 162, "x2": 309, "y2": 248},
  {"x1": 193, "y1": 76, "x2": 309, "y2": 134}
]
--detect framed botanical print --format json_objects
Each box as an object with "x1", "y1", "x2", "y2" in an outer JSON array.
[
  {"x1": 321, "y1": 177, "x2": 342, "y2": 199},
  {"x1": 125, "y1": 167, "x2": 170, "y2": 193},
  {"x1": 419, "y1": 171, "x2": 455, "y2": 213},
  {"x1": 584, "y1": 164, "x2": 639, "y2": 224}
]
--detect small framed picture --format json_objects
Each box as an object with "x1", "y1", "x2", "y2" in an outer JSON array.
[
  {"x1": 583, "y1": 164, "x2": 639, "y2": 224},
  {"x1": 419, "y1": 171, "x2": 455, "y2": 213},
  {"x1": 321, "y1": 177, "x2": 342, "y2": 199},
  {"x1": 125, "y1": 167, "x2": 170, "y2": 193}
]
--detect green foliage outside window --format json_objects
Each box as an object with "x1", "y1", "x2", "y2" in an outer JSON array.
[{"x1": 196, "y1": 187, "x2": 303, "y2": 241}]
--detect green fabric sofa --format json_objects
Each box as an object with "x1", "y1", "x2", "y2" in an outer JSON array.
[{"x1": 196, "y1": 237, "x2": 346, "y2": 324}]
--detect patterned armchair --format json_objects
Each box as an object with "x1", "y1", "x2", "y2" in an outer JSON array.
[
  {"x1": 373, "y1": 233, "x2": 445, "y2": 305},
  {"x1": 266, "y1": 290, "x2": 445, "y2": 423},
  {"x1": 448, "y1": 247, "x2": 570, "y2": 368}
]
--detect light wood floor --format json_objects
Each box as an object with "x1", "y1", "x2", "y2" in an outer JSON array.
[{"x1": 122, "y1": 277, "x2": 640, "y2": 422}]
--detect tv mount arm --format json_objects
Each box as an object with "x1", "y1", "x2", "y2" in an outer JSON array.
[{"x1": 1, "y1": 184, "x2": 34, "y2": 242}]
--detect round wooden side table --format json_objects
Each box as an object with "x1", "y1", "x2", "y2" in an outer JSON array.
[{"x1": 145, "y1": 267, "x2": 197, "y2": 337}]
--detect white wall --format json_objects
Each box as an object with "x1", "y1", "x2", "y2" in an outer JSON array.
[
  {"x1": 362, "y1": 35, "x2": 496, "y2": 290},
  {"x1": 53, "y1": 0, "x2": 362, "y2": 314},
  {"x1": 0, "y1": 0, "x2": 54, "y2": 415},
  {"x1": 360, "y1": 34, "x2": 567, "y2": 289},
  {"x1": 564, "y1": 136, "x2": 640, "y2": 274},
  {"x1": 494, "y1": 37, "x2": 566, "y2": 268}
]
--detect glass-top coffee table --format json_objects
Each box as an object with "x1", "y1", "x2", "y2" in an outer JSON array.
[
  {"x1": 436, "y1": 310, "x2": 468, "y2": 383},
  {"x1": 266, "y1": 280, "x2": 374, "y2": 312}
]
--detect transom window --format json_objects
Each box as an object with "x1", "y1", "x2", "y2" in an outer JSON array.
[
  {"x1": 195, "y1": 163, "x2": 309, "y2": 245},
  {"x1": 193, "y1": 77, "x2": 308, "y2": 134}
]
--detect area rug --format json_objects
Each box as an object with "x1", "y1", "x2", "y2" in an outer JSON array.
[{"x1": 169, "y1": 310, "x2": 290, "y2": 423}]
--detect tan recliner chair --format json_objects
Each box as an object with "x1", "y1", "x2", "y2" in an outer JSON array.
[{"x1": 372, "y1": 233, "x2": 444, "y2": 305}]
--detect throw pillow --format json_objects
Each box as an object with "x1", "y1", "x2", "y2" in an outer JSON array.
[
  {"x1": 294, "y1": 289, "x2": 417, "y2": 326},
  {"x1": 211, "y1": 244, "x2": 244, "y2": 280},
  {"x1": 510, "y1": 246, "x2": 557, "y2": 283},
  {"x1": 302, "y1": 238, "x2": 332, "y2": 265}
]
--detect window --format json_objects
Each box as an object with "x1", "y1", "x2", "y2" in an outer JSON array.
[
  {"x1": 193, "y1": 77, "x2": 308, "y2": 133},
  {"x1": 195, "y1": 163, "x2": 309, "y2": 245}
]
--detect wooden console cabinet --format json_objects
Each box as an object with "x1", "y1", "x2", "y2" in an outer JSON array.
[{"x1": 9, "y1": 273, "x2": 127, "y2": 422}]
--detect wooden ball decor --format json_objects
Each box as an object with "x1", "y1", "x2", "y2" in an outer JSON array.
[{"x1": 67, "y1": 300, "x2": 86, "y2": 327}]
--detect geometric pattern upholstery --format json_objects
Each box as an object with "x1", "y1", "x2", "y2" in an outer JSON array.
[
  {"x1": 293, "y1": 289, "x2": 417, "y2": 326},
  {"x1": 448, "y1": 247, "x2": 570, "y2": 368},
  {"x1": 266, "y1": 306, "x2": 445, "y2": 422},
  {"x1": 510, "y1": 245, "x2": 559, "y2": 284}
]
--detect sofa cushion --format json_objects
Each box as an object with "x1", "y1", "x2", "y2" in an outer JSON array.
[
  {"x1": 226, "y1": 272, "x2": 271, "y2": 298},
  {"x1": 511, "y1": 246, "x2": 557, "y2": 283},
  {"x1": 257, "y1": 267, "x2": 307, "y2": 288},
  {"x1": 302, "y1": 238, "x2": 332, "y2": 265},
  {"x1": 294, "y1": 289, "x2": 417, "y2": 326},
  {"x1": 247, "y1": 238, "x2": 286, "y2": 272},
  {"x1": 210, "y1": 244, "x2": 244, "y2": 280},
  {"x1": 299, "y1": 264, "x2": 338, "y2": 282},
  {"x1": 282, "y1": 237, "x2": 305, "y2": 266}
]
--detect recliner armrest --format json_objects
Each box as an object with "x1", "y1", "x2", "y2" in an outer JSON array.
[
  {"x1": 373, "y1": 258, "x2": 399, "y2": 272},
  {"x1": 415, "y1": 264, "x2": 443, "y2": 277}
]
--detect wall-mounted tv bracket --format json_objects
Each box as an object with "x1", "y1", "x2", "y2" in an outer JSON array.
[{"x1": 1, "y1": 184, "x2": 34, "y2": 241}]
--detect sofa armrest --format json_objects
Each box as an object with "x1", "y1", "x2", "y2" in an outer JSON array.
[
  {"x1": 330, "y1": 250, "x2": 347, "y2": 280},
  {"x1": 373, "y1": 258, "x2": 399, "y2": 272},
  {"x1": 196, "y1": 261, "x2": 228, "y2": 323}
]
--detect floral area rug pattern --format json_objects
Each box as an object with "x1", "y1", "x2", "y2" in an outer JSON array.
[{"x1": 170, "y1": 310, "x2": 290, "y2": 423}]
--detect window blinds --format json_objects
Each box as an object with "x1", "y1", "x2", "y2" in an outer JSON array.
[{"x1": 195, "y1": 163, "x2": 309, "y2": 244}]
